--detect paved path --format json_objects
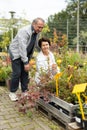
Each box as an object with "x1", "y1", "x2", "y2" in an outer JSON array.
[{"x1": 0, "y1": 86, "x2": 64, "y2": 130}]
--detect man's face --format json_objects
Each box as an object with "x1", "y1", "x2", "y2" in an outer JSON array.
[{"x1": 33, "y1": 20, "x2": 44, "y2": 33}]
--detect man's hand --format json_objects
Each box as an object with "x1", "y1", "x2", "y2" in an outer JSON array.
[{"x1": 24, "y1": 64, "x2": 30, "y2": 72}]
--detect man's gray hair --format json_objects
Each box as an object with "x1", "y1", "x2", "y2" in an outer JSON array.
[{"x1": 32, "y1": 17, "x2": 45, "y2": 24}]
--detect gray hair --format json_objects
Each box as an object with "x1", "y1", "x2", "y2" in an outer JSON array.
[{"x1": 32, "y1": 17, "x2": 45, "y2": 24}]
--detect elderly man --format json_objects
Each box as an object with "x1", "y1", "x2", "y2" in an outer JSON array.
[{"x1": 9, "y1": 17, "x2": 45, "y2": 101}]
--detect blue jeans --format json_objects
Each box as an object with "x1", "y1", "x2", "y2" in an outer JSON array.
[{"x1": 10, "y1": 58, "x2": 29, "y2": 92}]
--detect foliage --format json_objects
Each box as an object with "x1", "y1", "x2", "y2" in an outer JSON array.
[
  {"x1": 16, "y1": 57, "x2": 56, "y2": 114},
  {"x1": 37, "y1": 71, "x2": 56, "y2": 93},
  {"x1": 0, "y1": 32, "x2": 10, "y2": 51},
  {"x1": 0, "y1": 65, "x2": 12, "y2": 82},
  {"x1": 59, "y1": 65, "x2": 87, "y2": 103},
  {"x1": 73, "y1": 31, "x2": 87, "y2": 54},
  {"x1": 29, "y1": 58, "x2": 36, "y2": 78},
  {"x1": 0, "y1": 18, "x2": 30, "y2": 52},
  {"x1": 16, "y1": 83, "x2": 51, "y2": 114},
  {"x1": 31, "y1": 45, "x2": 87, "y2": 105},
  {"x1": 15, "y1": 44, "x2": 87, "y2": 116},
  {"x1": 52, "y1": 29, "x2": 68, "y2": 46},
  {"x1": 49, "y1": 31, "x2": 68, "y2": 54},
  {"x1": 41, "y1": 24, "x2": 50, "y2": 37},
  {"x1": 46, "y1": 0, "x2": 87, "y2": 50},
  {"x1": 0, "y1": 52, "x2": 12, "y2": 81},
  {"x1": 75, "y1": 103, "x2": 87, "y2": 117},
  {"x1": 56, "y1": 46, "x2": 87, "y2": 104}
]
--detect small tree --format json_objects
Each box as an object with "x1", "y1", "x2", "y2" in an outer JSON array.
[
  {"x1": 0, "y1": 32, "x2": 10, "y2": 52},
  {"x1": 73, "y1": 31, "x2": 87, "y2": 54}
]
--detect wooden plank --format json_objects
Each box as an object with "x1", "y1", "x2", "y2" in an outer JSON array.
[
  {"x1": 48, "y1": 95, "x2": 78, "y2": 114},
  {"x1": 36, "y1": 100, "x2": 75, "y2": 124},
  {"x1": 36, "y1": 95, "x2": 79, "y2": 126},
  {"x1": 36, "y1": 103, "x2": 67, "y2": 126},
  {"x1": 67, "y1": 122, "x2": 82, "y2": 130}
]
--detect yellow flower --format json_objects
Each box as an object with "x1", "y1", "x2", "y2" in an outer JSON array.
[
  {"x1": 57, "y1": 59, "x2": 62, "y2": 65},
  {"x1": 74, "y1": 66, "x2": 77, "y2": 69},
  {"x1": 0, "y1": 52, "x2": 7, "y2": 56},
  {"x1": 29, "y1": 59, "x2": 35, "y2": 66},
  {"x1": 32, "y1": 65, "x2": 36, "y2": 69},
  {"x1": 83, "y1": 62, "x2": 86, "y2": 66}
]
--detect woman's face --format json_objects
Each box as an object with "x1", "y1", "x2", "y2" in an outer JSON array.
[{"x1": 41, "y1": 41, "x2": 50, "y2": 54}]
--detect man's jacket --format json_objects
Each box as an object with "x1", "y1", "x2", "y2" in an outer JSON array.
[{"x1": 9, "y1": 25, "x2": 40, "y2": 64}]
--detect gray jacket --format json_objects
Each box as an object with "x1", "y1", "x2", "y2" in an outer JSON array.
[{"x1": 9, "y1": 25, "x2": 40, "y2": 64}]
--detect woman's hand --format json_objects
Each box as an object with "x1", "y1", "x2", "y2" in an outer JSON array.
[
  {"x1": 52, "y1": 64, "x2": 57, "y2": 75},
  {"x1": 52, "y1": 64, "x2": 57, "y2": 70}
]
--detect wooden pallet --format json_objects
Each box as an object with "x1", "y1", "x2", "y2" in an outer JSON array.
[
  {"x1": 36, "y1": 95, "x2": 79, "y2": 128},
  {"x1": 67, "y1": 122, "x2": 82, "y2": 130}
]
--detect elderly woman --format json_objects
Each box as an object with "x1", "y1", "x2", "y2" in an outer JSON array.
[{"x1": 35, "y1": 37, "x2": 60, "y2": 84}]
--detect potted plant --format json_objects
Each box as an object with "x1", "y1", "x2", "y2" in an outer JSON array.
[
  {"x1": 0, "y1": 52, "x2": 12, "y2": 87},
  {"x1": 75, "y1": 105, "x2": 87, "y2": 130},
  {"x1": 0, "y1": 65, "x2": 12, "y2": 86}
]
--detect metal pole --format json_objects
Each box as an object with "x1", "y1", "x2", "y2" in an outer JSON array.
[
  {"x1": 9, "y1": 11, "x2": 15, "y2": 42},
  {"x1": 11, "y1": 28, "x2": 13, "y2": 41},
  {"x1": 67, "y1": 19, "x2": 69, "y2": 44},
  {"x1": 77, "y1": 0, "x2": 79, "y2": 53}
]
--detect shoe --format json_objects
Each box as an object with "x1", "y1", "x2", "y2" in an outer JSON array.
[
  {"x1": 9, "y1": 92, "x2": 18, "y2": 101},
  {"x1": 22, "y1": 91, "x2": 28, "y2": 96}
]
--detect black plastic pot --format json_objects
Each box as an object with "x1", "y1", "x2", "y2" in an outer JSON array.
[
  {"x1": 82, "y1": 119, "x2": 87, "y2": 130},
  {"x1": 0, "y1": 81, "x2": 6, "y2": 86},
  {"x1": 75, "y1": 108, "x2": 87, "y2": 129}
]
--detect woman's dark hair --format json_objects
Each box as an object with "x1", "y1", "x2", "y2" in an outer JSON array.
[{"x1": 38, "y1": 37, "x2": 51, "y2": 48}]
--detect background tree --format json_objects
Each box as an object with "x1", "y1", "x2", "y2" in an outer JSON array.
[
  {"x1": 0, "y1": 17, "x2": 30, "y2": 51},
  {"x1": 73, "y1": 30, "x2": 87, "y2": 54},
  {"x1": 46, "y1": 0, "x2": 87, "y2": 51},
  {"x1": 0, "y1": 32, "x2": 10, "y2": 51}
]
